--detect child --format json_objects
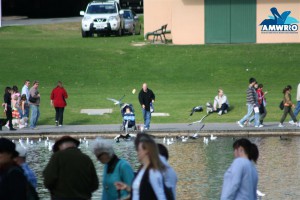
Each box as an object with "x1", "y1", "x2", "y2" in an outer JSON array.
[{"x1": 18, "y1": 94, "x2": 29, "y2": 128}]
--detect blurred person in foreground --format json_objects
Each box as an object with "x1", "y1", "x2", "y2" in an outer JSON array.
[
  {"x1": 221, "y1": 138, "x2": 259, "y2": 200},
  {"x1": 15, "y1": 144, "x2": 37, "y2": 189},
  {"x1": 43, "y1": 136, "x2": 99, "y2": 200},
  {"x1": 91, "y1": 138, "x2": 134, "y2": 200}
]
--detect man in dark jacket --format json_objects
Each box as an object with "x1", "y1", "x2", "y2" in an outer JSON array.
[
  {"x1": 138, "y1": 83, "x2": 155, "y2": 130},
  {"x1": 43, "y1": 136, "x2": 99, "y2": 200}
]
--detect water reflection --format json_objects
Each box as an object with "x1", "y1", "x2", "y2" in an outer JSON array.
[{"x1": 23, "y1": 136, "x2": 300, "y2": 200}]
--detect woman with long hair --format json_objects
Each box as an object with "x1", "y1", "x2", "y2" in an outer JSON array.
[
  {"x1": 115, "y1": 134, "x2": 167, "y2": 200},
  {"x1": 221, "y1": 138, "x2": 259, "y2": 200},
  {"x1": 279, "y1": 85, "x2": 298, "y2": 127}
]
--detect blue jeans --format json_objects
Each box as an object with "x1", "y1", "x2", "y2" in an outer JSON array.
[
  {"x1": 30, "y1": 105, "x2": 40, "y2": 128},
  {"x1": 293, "y1": 101, "x2": 300, "y2": 118},
  {"x1": 239, "y1": 104, "x2": 260, "y2": 126},
  {"x1": 142, "y1": 109, "x2": 151, "y2": 129}
]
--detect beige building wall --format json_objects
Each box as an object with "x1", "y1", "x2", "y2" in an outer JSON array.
[
  {"x1": 144, "y1": 0, "x2": 300, "y2": 44},
  {"x1": 144, "y1": 0, "x2": 204, "y2": 45},
  {"x1": 171, "y1": 0, "x2": 204, "y2": 45},
  {"x1": 257, "y1": 0, "x2": 300, "y2": 43},
  {"x1": 144, "y1": 0, "x2": 172, "y2": 40}
]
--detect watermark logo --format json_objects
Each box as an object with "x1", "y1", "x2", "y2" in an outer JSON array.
[{"x1": 260, "y1": 7, "x2": 299, "y2": 34}]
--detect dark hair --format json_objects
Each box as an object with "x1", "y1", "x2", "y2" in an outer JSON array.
[
  {"x1": 258, "y1": 84, "x2": 263, "y2": 89},
  {"x1": 249, "y1": 77, "x2": 256, "y2": 84},
  {"x1": 283, "y1": 85, "x2": 292, "y2": 94},
  {"x1": 233, "y1": 138, "x2": 259, "y2": 163},
  {"x1": 12, "y1": 85, "x2": 18, "y2": 93},
  {"x1": 134, "y1": 132, "x2": 154, "y2": 151},
  {"x1": 4, "y1": 87, "x2": 11, "y2": 94},
  {"x1": 157, "y1": 143, "x2": 169, "y2": 160}
]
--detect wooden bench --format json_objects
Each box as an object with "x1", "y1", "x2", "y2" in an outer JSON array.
[{"x1": 145, "y1": 24, "x2": 171, "y2": 44}]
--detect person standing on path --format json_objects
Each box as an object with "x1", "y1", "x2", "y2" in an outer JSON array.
[
  {"x1": 21, "y1": 80, "x2": 30, "y2": 118},
  {"x1": 138, "y1": 83, "x2": 155, "y2": 130},
  {"x1": 237, "y1": 78, "x2": 262, "y2": 128},
  {"x1": 3, "y1": 87, "x2": 16, "y2": 131},
  {"x1": 29, "y1": 80, "x2": 40, "y2": 130},
  {"x1": 50, "y1": 81, "x2": 68, "y2": 127}
]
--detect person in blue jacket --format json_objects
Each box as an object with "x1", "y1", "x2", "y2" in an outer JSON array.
[
  {"x1": 91, "y1": 138, "x2": 134, "y2": 200},
  {"x1": 221, "y1": 138, "x2": 259, "y2": 200}
]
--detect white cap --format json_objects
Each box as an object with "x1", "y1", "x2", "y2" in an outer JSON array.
[{"x1": 16, "y1": 145, "x2": 27, "y2": 157}]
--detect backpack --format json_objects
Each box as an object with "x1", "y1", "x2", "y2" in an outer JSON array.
[{"x1": 8, "y1": 166, "x2": 39, "y2": 200}]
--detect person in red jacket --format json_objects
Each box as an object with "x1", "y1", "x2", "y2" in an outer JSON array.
[{"x1": 50, "y1": 81, "x2": 68, "y2": 126}]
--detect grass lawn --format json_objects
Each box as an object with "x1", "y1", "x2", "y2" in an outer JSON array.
[{"x1": 0, "y1": 21, "x2": 299, "y2": 125}]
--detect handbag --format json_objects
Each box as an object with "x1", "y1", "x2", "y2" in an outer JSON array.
[
  {"x1": 29, "y1": 95, "x2": 37, "y2": 103},
  {"x1": 279, "y1": 100, "x2": 284, "y2": 110}
]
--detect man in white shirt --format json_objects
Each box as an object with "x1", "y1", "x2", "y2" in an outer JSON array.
[
  {"x1": 21, "y1": 80, "x2": 30, "y2": 119},
  {"x1": 21, "y1": 80, "x2": 30, "y2": 101}
]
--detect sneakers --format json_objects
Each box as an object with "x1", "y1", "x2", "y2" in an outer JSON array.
[
  {"x1": 255, "y1": 125, "x2": 264, "y2": 128},
  {"x1": 237, "y1": 121, "x2": 244, "y2": 128},
  {"x1": 59, "y1": 125, "x2": 62, "y2": 127},
  {"x1": 224, "y1": 110, "x2": 228, "y2": 114},
  {"x1": 55, "y1": 121, "x2": 58, "y2": 126},
  {"x1": 289, "y1": 120, "x2": 294, "y2": 125},
  {"x1": 218, "y1": 111, "x2": 222, "y2": 115},
  {"x1": 278, "y1": 123, "x2": 284, "y2": 128}
]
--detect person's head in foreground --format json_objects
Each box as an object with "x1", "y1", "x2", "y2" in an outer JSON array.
[
  {"x1": 91, "y1": 138, "x2": 115, "y2": 164},
  {"x1": 233, "y1": 138, "x2": 259, "y2": 163},
  {"x1": 52, "y1": 136, "x2": 80, "y2": 153}
]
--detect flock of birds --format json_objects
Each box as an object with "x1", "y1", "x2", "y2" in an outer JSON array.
[
  {"x1": 162, "y1": 133, "x2": 217, "y2": 145},
  {"x1": 13, "y1": 137, "x2": 90, "y2": 152}
]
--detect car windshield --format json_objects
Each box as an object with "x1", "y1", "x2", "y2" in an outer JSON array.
[
  {"x1": 86, "y1": 5, "x2": 117, "y2": 14},
  {"x1": 123, "y1": 11, "x2": 133, "y2": 19}
]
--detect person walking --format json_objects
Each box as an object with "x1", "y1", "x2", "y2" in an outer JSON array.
[
  {"x1": 279, "y1": 85, "x2": 298, "y2": 127},
  {"x1": 21, "y1": 80, "x2": 30, "y2": 118},
  {"x1": 29, "y1": 81, "x2": 40, "y2": 130},
  {"x1": 237, "y1": 78, "x2": 262, "y2": 128},
  {"x1": 138, "y1": 83, "x2": 155, "y2": 130},
  {"x1": 50, "y1": 81, "x2": 68, "y2": 127},
  {"x1": 3, "y1": 87, "x2": 16, "y2": 131},
  {"x1": 221, "y1": 138, "x2": 259, "y2": 200},
  {"x1": 91, "y1": 138, "x2": 134, "y2": 200},
  {"x1": 0, "y1": 138, "x2": 28, "y2": 199},
  {"x1": 43, "y1": 136, "x2": 99, "y2": 200},
  {"x1": 115, "y1": 133, "x2": 167, "y2": 200},
  {"x1": 257, "y1": 84, "x2": 267, "y2": 125},
  {"x1": 289, "y1": 83, "x2": 300, "y2": 124},
  {"x1": 15, "y1": 145, "x2": 38, "y2": 189}
]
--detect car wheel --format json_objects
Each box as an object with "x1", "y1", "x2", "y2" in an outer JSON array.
[{"x1": 81, "y1": 29, "x2": 90, "y2": 38}]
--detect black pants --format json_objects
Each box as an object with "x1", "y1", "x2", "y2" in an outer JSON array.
[
  {"x1": 280, "y1": 106, "x2": 297, "y2": 123},
  {"x1": 6, "y1": 108, "x2": 13, "y2": 129},
  {"x1": 55, "y1": 107, "x2": 65, "y2": 125},
  {"x1": 216, "y1": 103, "x2": 229, "y2": 114}
]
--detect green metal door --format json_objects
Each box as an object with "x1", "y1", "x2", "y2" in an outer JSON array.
[
  {"x1": 230, "y1": 0, "x2": 256, "y2": 43},
  {"x1": 205, "y1": 0, "x2": 231, "y2": 44},
  {"x1": 205, "y1": 0, "x2": 256, "y2": 44}
]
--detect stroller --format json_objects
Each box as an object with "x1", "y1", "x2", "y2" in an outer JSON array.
[{"x1": 120, "y1": 103, "x2": 136, "y2": 132}]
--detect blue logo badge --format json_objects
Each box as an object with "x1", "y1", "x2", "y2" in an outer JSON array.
[{"x1": 260, "y1": 7, "x2": 299, "y2": 33}]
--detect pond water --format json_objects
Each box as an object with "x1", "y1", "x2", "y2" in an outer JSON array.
[{"x1": 23, "y1": 136, "x2": 300, "y2": 200}]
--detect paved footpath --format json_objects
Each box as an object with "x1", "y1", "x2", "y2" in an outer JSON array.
[{"x1": 0, "y1": 122, "x2": 299, "y2": 139}]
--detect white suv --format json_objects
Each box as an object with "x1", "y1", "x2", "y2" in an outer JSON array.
[{"x1": 80, "y1": 1, "x2": 124, "y2": 37}]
